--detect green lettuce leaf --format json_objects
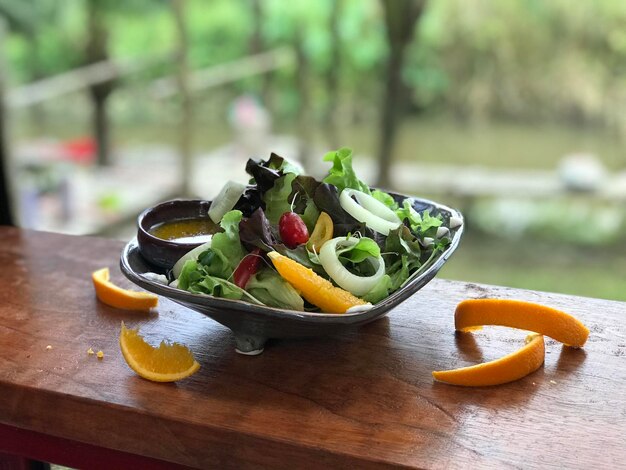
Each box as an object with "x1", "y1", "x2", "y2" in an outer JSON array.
[
  {"x1": 301, "y1": 199, "x2": 320, "y2": 233},
  {"x1": 247, "y1": 268, "x2": 304, "y2": 311},
  {"x1": 197, "y1": 247, "x2": 231, "y2": 279},
  {"x1": 322, "y1": 147, "x2": 371, "y2": 194},
  {"x1": 265, "y1": 152, "x2": 301, "y2": 174},
  {"x1": 371, "y1": 190, "x2": 398, "y2": 210},
  {"x1": 237, "y1": 153, "x2": 300, "y2": 218},
  {"x1": 264, "y1": 173, "x2": 297, "y2": 224},
  {"x1": 383, "y1": 226, "x2": 423, "y2": 288},
  {"x1": 388, "y1": 256, "x2": 410, "y2": 291},
  {"x1": 289, "y1": 175, "x2": 321, "y2": 232},
  {"x1": 396, "y1": 200, "x2": 442, "y2": 238},
  {"x1": 210, "y1": 210, "x2": 246, "y2": 276},
  {"x1": 177, "y1": 259, "x2": 263, "y2": 304},
  {"x1": 362, "y1": 274, "x2": 392, "y2": 303},
  {"x1": 337, "y1": 237, "x2": 381, "y2": 263},
  {"x1": 418, "y1": 211, "x2": 444, "y2": 238}
]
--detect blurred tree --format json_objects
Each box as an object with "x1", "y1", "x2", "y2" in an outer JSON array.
[
  {"x1": 0, "y1": 18, "x2": 13, "y2": 225},
  {"x1": 0, "y1": 115, "x2": 11, "y2": 226},
  {"x1": 248, "y1": 0, "x2": 269, "y2": 106},
  {"x1": 85, "y1": 0, "x2": 114, "y2": 167},
  {"x1": 294, "y1": 28, "x2": 312, "y2": 170},
  {"x1": 324, "y1": 0, "x2": 343, "y2": 149},
  {"x1": 0, "y1": 0, "x2": 32, "y2": 34},
  {"x1": 172, "y1": 0, "x2": 193, "y2": 197},
  {"x1": 249, "y1": 0, "x2": 263, "y2": 56},
  {"x1": 0, "y1": 0, "x2": 65, "y2": 131},
  {"x1": 377, "y1": 0, "x2": 426, "y2": 189},
  {"x1": 24, "y1": 1, "x2": 65, "y2": 131}
]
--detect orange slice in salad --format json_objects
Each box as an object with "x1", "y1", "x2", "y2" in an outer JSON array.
[
  {"x1": 92, "y1": 267, "x2": 158, "y2": 311},
  {"x1": 267, "y1": 251, "x2": 367, "y2": 313},
  {"x1": 455, "y1": 299, "x2": 589, "y2": 347},
  {"x1": 432, "y1": 333, "x2": 545, "y2": 386},
  {"x1": 119, "y1": 322, "x2": 200, "y2": 382}
]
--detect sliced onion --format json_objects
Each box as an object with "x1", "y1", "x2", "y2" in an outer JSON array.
[
  {"x1": 172, "y1": 238, "x2": 213, "y2": 279},
  {"x1": 436, "y1": 226, "x2": 449, "y2": 238},
  {"x1": 318, "y1": 237, "x2": 385, "y2": 296},
  {"x1": 346, "y1": 303, "x2": 373, "y2": 313},
  {"x1": 339, "y1": 189, "x2": 401, "y2": 235},
  {"x1": 141, "y1": 272, "x2": 169, "y2": 285},
  {"x1": 208, "y1": 180, "x2": 246, "y2": 224},
  {"x1": 420, "y1": 237, "x2": 434, "y2": 247},
  {"x1": 351, "y1": 190, "x2": 400, "y2": 222},
  {"x1": 449, "y1": 216, "x2": 463, "y2": 229}
]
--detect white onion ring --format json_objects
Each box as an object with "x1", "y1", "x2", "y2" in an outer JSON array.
[
  {"x1": 339, "y1": 189, "x2": 401, "y2": 235},
  {"x1": 318, "y1": 237, "x2": 385, "y2": 296}
]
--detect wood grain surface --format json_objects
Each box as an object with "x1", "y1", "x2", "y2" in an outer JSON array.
[{"x1": 0, "y1": 227, "x2": 624, "y2": 469}]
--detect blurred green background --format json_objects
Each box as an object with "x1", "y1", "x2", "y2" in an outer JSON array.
[{"x1": 1, "y1": 0, "x2": 625, "y2": 300}]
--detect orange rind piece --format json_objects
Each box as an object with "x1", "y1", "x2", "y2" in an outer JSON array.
[
  {"x1": 119, "y1": 322, "x2": 200, "y2": 382},
  {"x1": 455, "y1": 299, "x2": 589, "y2": 347},
  {"x1": 267, "y1": 251, "x2": 367, "y2": 313},
  {"x1": 92, "y1": 267, "x2": 158, "y2": 312},
  {"x1": 433, "y1": 334, "x2": 545, "y2": 386}
]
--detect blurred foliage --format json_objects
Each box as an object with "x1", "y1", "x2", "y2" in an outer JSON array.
[
  {"x1": 2, "y1": 0, "x2": 626, "y2": 132},
  {"x1": 411, "y1": 0, "x2": 626, "y2": 130}
]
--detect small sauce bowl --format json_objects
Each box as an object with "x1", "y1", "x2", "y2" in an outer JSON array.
[{"x1": 137, "y1": 199, "x2": 215, "y2": 269}]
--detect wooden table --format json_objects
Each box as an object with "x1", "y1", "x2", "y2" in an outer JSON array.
[{"x1": 0, "y1": 227, "x2": 624, "y2": 469}]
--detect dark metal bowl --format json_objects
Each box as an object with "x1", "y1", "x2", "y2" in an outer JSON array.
[
  {"x1": 136, "y1": 199, "x2": 212, "y2": 269},
  {"x1": 121, "y1": 194, "x2": 463, "y2": 354}
]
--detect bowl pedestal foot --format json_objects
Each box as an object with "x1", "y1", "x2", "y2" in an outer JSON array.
[{"x1": 234, "y1": 333, "x2": 267, "y2": 355}]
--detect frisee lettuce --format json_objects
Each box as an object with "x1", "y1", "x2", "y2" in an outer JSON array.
[
  {"x1": 396, "y1": 199, "x2": 443, "y2": 238},
  {"x1": 323, "y1": 148, "x2": 371, "y2": 194},
  {"x1": 371, "y1": 190, "x2": 398, "y2": 210}
]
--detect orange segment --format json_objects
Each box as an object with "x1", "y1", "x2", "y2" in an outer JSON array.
[
  {"x1": 267, "y1": 251, "x2": 367, "y2": 313},
  {"x1": 92, "y1": 267, "x2": 158, "y2": 312},
  {"x1": 433, "y1": 334, "x2": 545, "y2": 386},
  {"x1": 455, "y1": 299, "x2": 589, "y2": 347},
  {"x1": 119, "y1": 322, "x2": 200, "y2": 382}
]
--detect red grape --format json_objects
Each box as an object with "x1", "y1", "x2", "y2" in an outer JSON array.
[{"x1": 279, "y1": 212, "x2": 309, "y2": 248}]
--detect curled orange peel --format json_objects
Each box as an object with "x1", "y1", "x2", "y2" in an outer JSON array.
[
  {"x1": 92, "y1": 267, "x2": 158, "y2": 312},
  {"x1": 432, "y1": 334, "x2": 545, "y2": 387},
  {"x1": 455, "y1": 298, "x2": 589, "y2": 347}
]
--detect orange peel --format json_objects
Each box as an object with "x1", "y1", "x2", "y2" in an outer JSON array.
[
  {"x1": 92, "y1": 267, "x2": 158, "y2": 312},
  {"x1": 267, "y1": 251, "x2": 367, "y2": 313},
  {"x1": 119, "y1": 322, "x2": 200, "y2": 382},
  {"x1": 455, "y1": 298, "x2": 589, "y2": 347},
  {"x1": 432, "y1": 334, "x2": 545, "y2": 386}
]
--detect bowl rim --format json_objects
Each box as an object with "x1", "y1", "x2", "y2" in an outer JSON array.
[
  {"x1": 121, "y1": 194, "x2": 464, "y2": 321},
  {"x1": 137, "y1": 198, "x2": 213, "y2": 251}
]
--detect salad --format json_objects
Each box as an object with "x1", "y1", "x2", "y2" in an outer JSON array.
[{"x1": 166, "y1": 148, "x2": 461, "y2": 313}]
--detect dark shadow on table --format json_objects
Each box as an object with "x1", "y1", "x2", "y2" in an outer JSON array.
[{"x1": 556, "y1": 345, "x2": 587, "y2": 372}]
